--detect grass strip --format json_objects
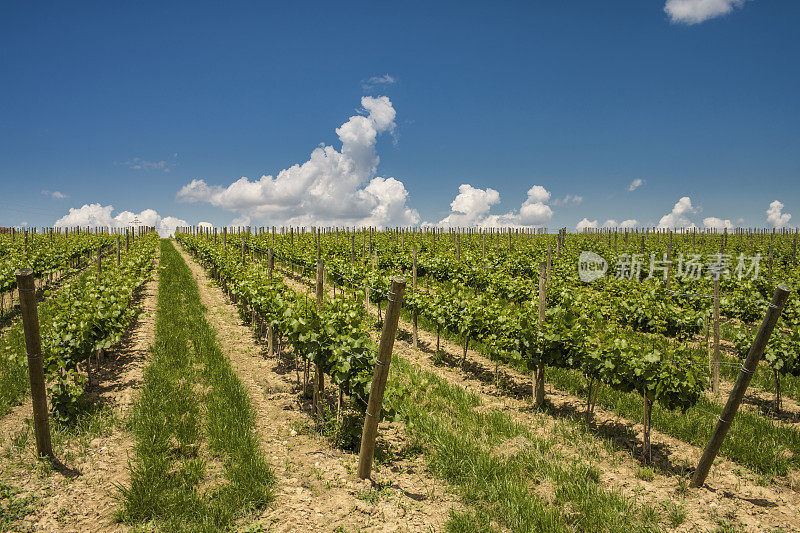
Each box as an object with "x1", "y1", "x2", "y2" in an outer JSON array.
[
  {"x1": 385, "y1": 356, "x2": 662, "y2": 533},
  {"x1": 118, "y1": 239, "x2": 274, "y2": 531}
]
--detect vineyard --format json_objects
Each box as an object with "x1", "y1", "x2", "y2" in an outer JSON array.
[{"x1": 1, "y1": 225, "x2": 799, "y2": 531}]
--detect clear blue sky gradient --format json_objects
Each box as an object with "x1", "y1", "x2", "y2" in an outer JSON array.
[{"x1": 1, "y1": 1, "x2": 798, "y2": 228}]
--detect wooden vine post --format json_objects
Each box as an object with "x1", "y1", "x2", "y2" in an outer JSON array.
[
  {"x1": 691, "y1": 283, "x2": 791, "y2": 488},
  {"x1": 712, "y1": 277, "x2": 721, "y2": 394},
  {"x1": 666, "y1": 239, "x2": 673, "y2": 290},
  {"x1": 314, "y1": 258, "x2": 325, "y2": 417},
  {"x1": 96, "y1": 248, "x2": 102, "y2": 282},
  {"x1": 412, "y1": 246, "x2": 418, "y2": 349},
  {"x1": 266, "y1": 247, "x2": 275, "y2": 357},
  {"x1": 533, "y1": 261, "x2": 547, "y2": 407},
  {"x1": 15, "y1": 269, "x2": 53, "y2": 459},
  {"x1": 357, "y1": 276, "x2": 406, "y2": 479},
  {"x1": 555, "y1": 229, "x2": 560, "y2": 258}
]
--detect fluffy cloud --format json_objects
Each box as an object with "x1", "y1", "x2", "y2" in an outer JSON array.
[
  {"x1": 703, "y1": 217, "x2": 735, "y2": 230},
  {"x1": 436, "y1": 184, "x2": 553, "y2": 228},
  {"x1": 627, "y1": 179, "x2": 644, "y2": 192},
  {"x1": 177, "y1": 96, "x2": 419, "y2": 228},
  {"x1": 585, "y1": 218, "x2": 638, "y2": 229},
  {"x1": 198, "y1": 221, "x2": 213, "y2": 228},
  {"x1": 437, "y1": 185, "x2": 501, "y2": 226},
  {"x1": 664, "y1": 0, "x2": 749, "y2": 25},
  {"x1": 766, "y1": 200, "x2": 792, "y2": 228},
  {"x1": 658, "y1": 197, "x2": 696, "y2": 229},
  {"x1": 53, "y1": 203, "x2": 187, "y2": 237},
  {"x1": 42, "y1": 190, "x2": 68, "y2": 200},
  {"x1": 518, "y1": 186, "x2": 554, "y2": 225}
]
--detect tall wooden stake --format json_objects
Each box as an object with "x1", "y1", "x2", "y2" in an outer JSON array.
[
  {"x1": 314, "y1": 259, "x2": 325, "y2": 417},
  {"x1": 358, "y1": 276, "x2": 406, "y2": 479},
  {"x1": 534, "y1": 261, "x2": 547, "y2": 407},
  {"x1": 713, "y1": 277, "x2": 720, "y2": 394},
  {"x1": 15, "y1": 269, "x2": 53, "y2": 459},
  {"x1": 412, "y1": 246, "x2": 418, "y2": 349},
  {"x1": 691, "y1": 283, "x2": 790, "y2": 488}
]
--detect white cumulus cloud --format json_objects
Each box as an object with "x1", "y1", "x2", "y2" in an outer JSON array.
[
  {"x1": 177, "y1": 96, "x2": 419, "y2": 228},
  {"x1": 436, "y1": 184, "x2": 553, "y2": 228},
  {"x1": 664, "y1": 0, "x2": 749, "y2": 25},
  {"x1": 53, "y1": 203, "x2": 187, "y2": 237},
  {"x1": 658, "y1": 197, "x2": 697, "y2": 229},
  {"x1": 198, "y1": 221, "x2": 213, "y2": 228},
  {"x1": 703, "y1": 217, "x2": 735, "y2": 230},
  {"x1": 591, "y1": 218, "x2": 638, "y2": 229},
  {"x1": 766, "y1": 200, "x2": 792, "y2": 228},
  {"x1": 438, "y1": 185, "x2": 501, "y2": 227},
  {"x1": 576, "y1": 218, "x2": 598, "y2": 231}
]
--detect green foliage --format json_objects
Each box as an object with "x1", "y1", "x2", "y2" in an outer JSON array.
[
  {"x1": 178, "y1": 233, "x2": 378, "y2": 414},
  {"x1": 0, "y1": 232, "x2": 158, "y2": 420}
]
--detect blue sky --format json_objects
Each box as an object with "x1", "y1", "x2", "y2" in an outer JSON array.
[{"x1": 1, "y1": 0, "x2": 798, "y2": 232}]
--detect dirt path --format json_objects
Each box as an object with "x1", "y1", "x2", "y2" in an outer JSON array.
[
  {"x1": 275, "y1": 267, "x2": 800, "y2": 532},
  {"x1": 0, "y1": 256, "x2": 159, "y2": 532},
  {"x1": 176, "y1": 243, "x2": 462, "y2": 532}
]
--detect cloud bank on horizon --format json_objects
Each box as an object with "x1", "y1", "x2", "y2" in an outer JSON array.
[
  {"x1": 434, "y1": 184, "x2": 555, "y2": 228},
  {"x1": 53, "y1": 204, "x2": 187, "y2": 237},
  {"x1": 48, "y1": 85, "x2": 792, "y2": 234}
]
